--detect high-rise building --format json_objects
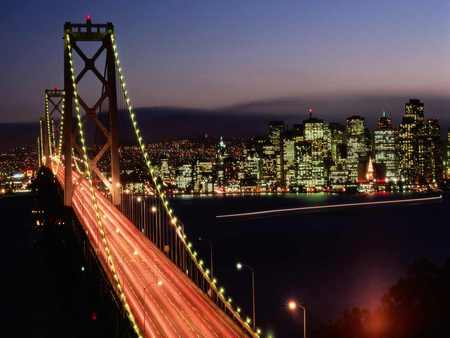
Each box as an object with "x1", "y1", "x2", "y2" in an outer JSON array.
[
  {"x1": 261, "y1": 121, "x2": 285, "y2": 189},
  {"x1": 176, "y1": 164, "x2": 193, "y2": 191},
  {"x1": 283, "y1": 135, "x2": 297, "y2": 189},
  {"x1": 447, "y1": 129, "x2": 450, "y2": 179},
  {"x1": 215, "y1": 136, "x2": 227, "y2": 186},
  {"x1": 194, "y1": 160, "x2": 214, "y2": 193},
  {"x1": 404, "y1": 98, "x2": 424, "y2": 122},
  {"x1": 296, "y1": 141, "x2": 312, "y2": 189},
  {"x1": 328, "y1": 123, "x2": 347, "y2": 188},
  {"x1": 282, "y1": 127, "x2": 303, "y2": 190},
  {"x1": 398, "y1": 99, "x2": 442, "y2": 186},
  {"x1": 424, "y1": 119, "x2": 443, "y2": 185},
  {"x1": 374, "y1": 112, "x2": 398, "y2": 183},
  {"x1": 346, "y1": 115, "x2": 369, "y2": 183},
  {"x1": 242, "y1": 148, "x2": 261, "y2": 187},
  {"x1": 303, "y1": 117, "x2": 330, "y2": 188}
]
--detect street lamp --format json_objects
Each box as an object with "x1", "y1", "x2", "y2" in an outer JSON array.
[
  {"x1": 287, "y1": 299, "x2": 307, "y2": 338},
  {"x1": 198, "y1": 237, "x2": 214, "y2": 277},
  {"x1": 236, "y1": 262, "x2": 256, "y2": 330}
]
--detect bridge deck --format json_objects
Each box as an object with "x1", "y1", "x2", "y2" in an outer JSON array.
[{"x1": 57, "y1": 167, "x2": 248, "y2": 338}]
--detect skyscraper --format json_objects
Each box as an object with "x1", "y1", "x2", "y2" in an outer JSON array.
[
  {"x1": 424, "y1": 119, "x2": 443, "y2": 185},
  {"x1": 262, "y1": 121, "x2": 285, "y2": 189},
  {"x1": 374, "y1": 112, "x2": 398, "y2": 183},
  {"x1": 215, "y1": 136, "x2": 227, "y2": 187},
  {"x1": 303, "y1": 116, "x2": 330, "y2": 189},
  {"x1": 346, "y1": 115, "x2": 369, "y2": 183},
  {"x1": 447, "y1": 129, "x2": 450, "y2": 180},
  {"x1": 398, "y1": 99, "x2": 442, "y2": 187}
]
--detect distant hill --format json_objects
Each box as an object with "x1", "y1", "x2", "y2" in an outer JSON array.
[
  {"x1": 2, "y1": 94, "x2": 449, "y2": 151},
  {"x1": 116, "y1": 107, "x2": 299, "y2": 145},
  {"x1": 0, "y1": 108, "x2": 297, "y2": 151}
]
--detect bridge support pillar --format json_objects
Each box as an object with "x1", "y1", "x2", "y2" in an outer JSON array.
[{"x1": 63, "y1": 18, "x2": 121, "y2": 206}]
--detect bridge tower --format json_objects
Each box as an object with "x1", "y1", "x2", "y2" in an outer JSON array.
[
  {"x1": 45, "y1": 88, "x2": 65, "y2": 156},
  {"x1": 63, "y1": 17, "x2": 121, "y2": 207}
]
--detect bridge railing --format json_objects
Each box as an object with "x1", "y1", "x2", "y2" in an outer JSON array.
[{"x1": 115, "y1": 188, "x2": 258, "y2": 335}]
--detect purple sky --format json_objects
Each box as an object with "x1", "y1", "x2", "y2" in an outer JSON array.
[{"x1": 1, "y1": 0, "x2": 449, "y2": 122}]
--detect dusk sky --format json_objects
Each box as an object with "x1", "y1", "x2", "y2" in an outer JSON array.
[{"x1": 1, "y1": 0, "x2": 450, "y2": 122}]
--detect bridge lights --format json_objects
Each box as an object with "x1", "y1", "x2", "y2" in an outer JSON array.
[{"x1": 151, "y1": 206, "x2": 157, "y2": 213}]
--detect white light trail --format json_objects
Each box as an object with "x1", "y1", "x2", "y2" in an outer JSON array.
[{"x1": 216, "y1": 195, "x2": 443, "y2": 219}]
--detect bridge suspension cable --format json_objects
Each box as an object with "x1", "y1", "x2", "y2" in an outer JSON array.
[
  {"x1": 65, "y1": 32, "x2": 143, "y2": 338},
  {"x1": 110, "y1": 32, "x2": 261, "y2": 337}
]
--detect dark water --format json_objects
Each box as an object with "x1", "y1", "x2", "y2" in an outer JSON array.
[
  {"x1": 171, "y1": 192, "x2": 450, "y2": 337},
  {"x1": 5, "y1": 192, "x2": 449, "y2": 337}
]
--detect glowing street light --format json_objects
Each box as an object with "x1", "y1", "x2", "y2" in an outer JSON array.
[
  {"x1": 236, "y1": 262, "x2": 256, "y2": 330},
  {"x1": 287, "y1": 299, "x2": 307, "y2": 338},
  {"x1": 288, "y1": 300, "x2": 297, "y2": 311}
]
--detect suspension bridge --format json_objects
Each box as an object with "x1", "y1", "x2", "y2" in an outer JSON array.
[{"x1": 37, "y1": 18, "x2": 260, "y2": 338}]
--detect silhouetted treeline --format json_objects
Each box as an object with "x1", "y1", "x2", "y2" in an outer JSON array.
[{"x1": 316, "y1": 258, "x2": 450, "y2": 338}]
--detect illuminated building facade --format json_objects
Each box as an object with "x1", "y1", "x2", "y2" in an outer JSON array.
[
  {"x1": 261, "y1": 121, "x2": 285, "y2": 189},
  {"x1": 215, "y1": 136, "x2": 227, "y2": 186},
  {"x1": 447, "y1": 129, "x2": 450, "y2": 179},
  {"x1": 296, "y1": 141, "x2": 313, "y2": 188},
  {"x1": 329, "y1": 123, "x2": 347, "y2": 188},
  {"x1": 346, "y1": 115, "x2": 369, "y2": 183},
  {"x1": 424, "y1": 119, "x2": 443, "y2": 185},
  {"x1": 374, "y1": 112, "x2": 398, "y2": 183},
  {"x1": 399, "y1": 99, "x2": 443, "y2": 186},
  {"x1": 303, "y1": 117, "x2": 330, "y2": 189},
  {"x1": 176, "y1": 164, "x2": 193, "y2": 191}
]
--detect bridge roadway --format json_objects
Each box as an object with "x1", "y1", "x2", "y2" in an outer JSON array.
[{"x1": 56, "y1": 166, "x2": 248, "y2": 338}]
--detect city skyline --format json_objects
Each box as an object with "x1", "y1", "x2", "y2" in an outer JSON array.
[{"x1": 1, "y1": 0, "x2": 450, "y2": 122}]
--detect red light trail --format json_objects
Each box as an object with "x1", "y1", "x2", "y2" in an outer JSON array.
[{"x1": 56, "y1": 167, "x2": 249, "y2": 337}]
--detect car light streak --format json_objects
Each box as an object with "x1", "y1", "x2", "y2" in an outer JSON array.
[{"x1": 216, "y1": 195, "x2": 443, "y2": 219}]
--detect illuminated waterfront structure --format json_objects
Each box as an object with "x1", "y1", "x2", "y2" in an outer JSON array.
[
  {"x1": 374, "y1": 112, "x2": 398, "y2": 183},
  {"x1": 346, "y1": 115, "x2": 369, "y2": 183}
]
